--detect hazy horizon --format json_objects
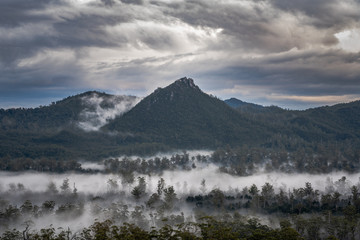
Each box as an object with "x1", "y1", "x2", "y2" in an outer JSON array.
[{"x1": 1, "y1": 79, "x2": 359, "y2": 111}]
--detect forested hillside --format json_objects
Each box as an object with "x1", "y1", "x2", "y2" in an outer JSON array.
[{"x1": 104, "y1": 77, "x2": 270, "y2": 148}]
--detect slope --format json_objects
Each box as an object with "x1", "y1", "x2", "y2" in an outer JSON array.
[{"x1": 104, "y1": 77, "x2": 271, "y2": 149}]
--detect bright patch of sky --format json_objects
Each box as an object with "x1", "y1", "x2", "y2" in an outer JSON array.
[{"x1": 335, "y1": 29, "x2": 360, "y2": 52}]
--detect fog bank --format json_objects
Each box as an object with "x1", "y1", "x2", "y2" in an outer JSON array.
[{"x1": 1, "y1": 167, "x2": 359, "y2": 195}]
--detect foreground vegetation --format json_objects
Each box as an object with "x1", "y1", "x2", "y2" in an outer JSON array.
[{"x1": 0, "y1": 217, "x2": 304, "y2": 240}]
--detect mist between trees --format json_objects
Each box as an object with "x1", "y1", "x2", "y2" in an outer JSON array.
[
  {"x1": 2, "y1": 142, "x2": 360, "y2": 175},
  {"x1": 1, "y1": 158, "x2": 360, "y2": 240}
]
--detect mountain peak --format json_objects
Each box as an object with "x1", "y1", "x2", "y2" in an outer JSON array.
[
  {"x1": 174, "y1": 77, "x2": 198, "y2": 89},
  {"x1": 104, "y1": 77, "x2": 266, "y2": 148}
]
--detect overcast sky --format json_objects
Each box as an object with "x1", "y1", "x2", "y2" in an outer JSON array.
[{"x1": 1, "y1": 0, "x2": 360, "y2": 109}]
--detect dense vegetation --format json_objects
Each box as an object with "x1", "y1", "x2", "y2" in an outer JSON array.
[
  {"x1": 2, "y1": 142, "x2": 359, "y2": 176},
  {"x1": 212, "y1": 142, "x2": 360, "y2": 175},
  {"x1": 0, "y1": 218, "x2": 305, "y2": 240},
  {"x1": 3, "y1": 216, "x2": 358, "y2": 240}
]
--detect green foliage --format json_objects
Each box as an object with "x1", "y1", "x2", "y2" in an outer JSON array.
[
  {"x1": 0, "y1": 229, "x2": 22, "y2": 240},
  {"x1": 131, "y1": 177, "x2": 147, "y2": 200}
]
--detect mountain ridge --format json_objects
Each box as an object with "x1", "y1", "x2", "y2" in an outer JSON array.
[
  {"x1": 1, "y1": 83, "x2": 359, "y2": 113},
  {"x1": 0, "y1": 77, "x2": 360, "y2": 160}
]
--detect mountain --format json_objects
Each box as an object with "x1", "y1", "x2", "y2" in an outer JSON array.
[
  {"x1": 103, "y1": 77, "x2": 271, "y2": 148},
  {"x1": 0, "y1": 91, "x2": 138, "y2": 132},
  {"x1": 0, "y1": 91, "x2": 139, "y2": 160}
]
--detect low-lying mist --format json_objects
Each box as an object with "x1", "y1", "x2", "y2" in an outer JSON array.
[
  {"x1": 77, "y1": 93, "x2": 141, "y2": 131},
  {"x1": 1, "y1": 150, "x2": 360, "y2": 239},
  {"x1": 109, "y1": 149, "x2": 214, "y2": 162},
  {"x1": 1, "y1": 168, "x2": 359, "y2": 196}
]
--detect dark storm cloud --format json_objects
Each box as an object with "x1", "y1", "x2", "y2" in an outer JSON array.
[
  {"x1": 0, "y1": 0, "x2": 54, "y2": 27},
  {"x1": 162, "y1": 0, "x2": 286, "y2": 52},
  {"x1": 207, "y1": 49, "x2": 360, "y2": 94},
  {"x1": 0, "y1": 58, "x2": 85, "y2": 92},
  {"x1": 52, "y1": 14, "x2": 126, "y2": 48},
  {"x1": 0, "y1": 0, "x2": 157, "y2": 64},
  {"x1": 101, "y1": 0, "x2": 116, "y2": 6},
  {"x1": 271, "y1": 0, "x2": 360, "y2": 29},
  {"x1": 0, "y1": 0, "x2": 59, "y2": 65},
  {"x1": 121, "y1": 0, "x2": 143, "y2": 5},
  {"x1": 0, "y1": 34, "x2": 55, "y2": 66},
  {"x1": 0, "y1": 0, "x2": 175, "y2": 66}
]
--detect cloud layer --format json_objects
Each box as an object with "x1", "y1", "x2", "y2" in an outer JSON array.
[{"x1": 1, "y1": 0, "x2": 360, "y2": 109}]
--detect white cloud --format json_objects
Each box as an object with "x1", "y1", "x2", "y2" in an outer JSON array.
[
  {"x1": 335, "y1": 28, "x2": 360, "y2": 52},
  {"x1": 77, "y1": 92, "x2": 141, "y2": 131}
]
